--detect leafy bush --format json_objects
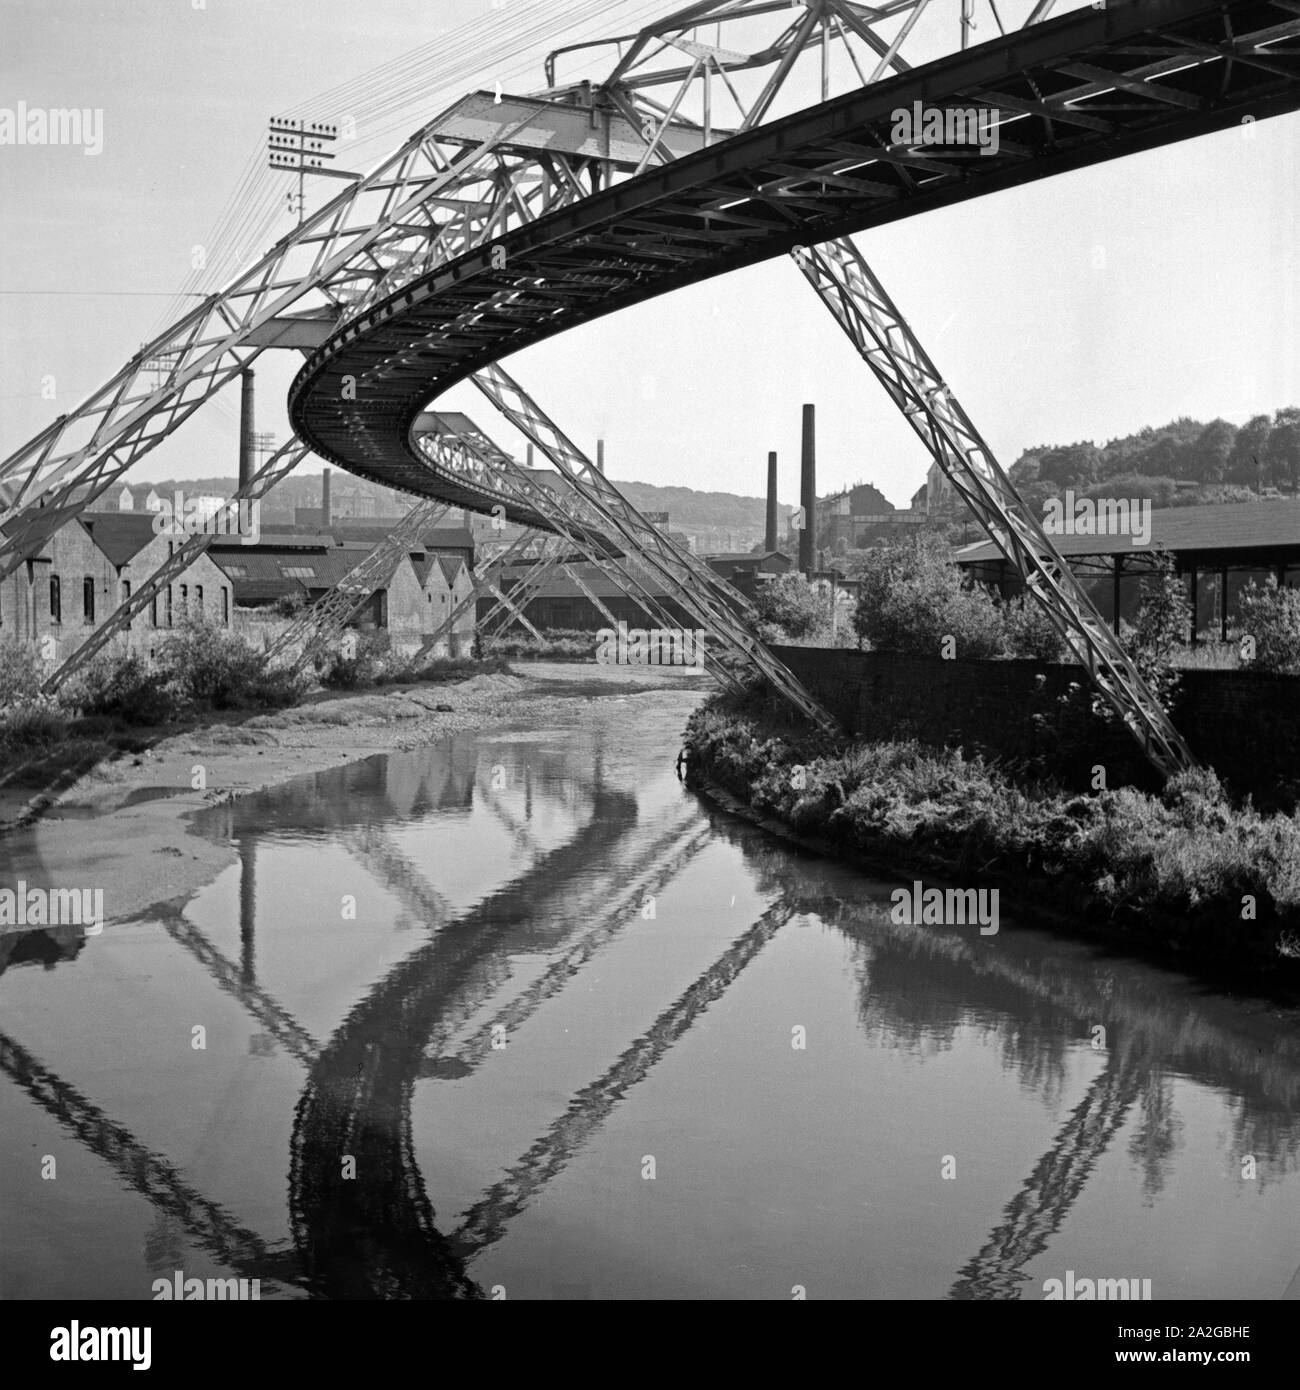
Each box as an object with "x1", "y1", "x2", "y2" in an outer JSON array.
[
  {"x1": 1124, "y1": 551, "x2": 1190, "y2": 714},
  {"x1": 160, "y1": 620, "x2": 302, "y2": 709},
  {"x1": 0, "y1": 640, "x2": 44, "y2": 710},
  {"x1": 490, "y1": 630, "x2": 599, "y2": 660},
  {"x1": 1002, "y1": 599, "x2": 1069, "y2": 661},
  {"x1": 853, "y1": 533, "x2": 1005, "y2": 659},
  {"x1": 754, "y1": 574, "x2": 830, "y2": 640},
  {"x1": 273, "y1": 590, "x2": 307, "y2": 618},
  {"x1": 315, "y1": 628, "x2": 390, "y2": 689},
  {"x1": 0, "y1": 695, "x2": 67, "y2": 750},
  {"x1": 60, "y1": 652, "x2": 178, "y2": 725},
  {"x1": 1236, "y1": 578, "x2": 1300, "y2": 674}
]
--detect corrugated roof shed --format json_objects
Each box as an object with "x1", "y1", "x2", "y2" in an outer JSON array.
[{"x1": 955, "y1": 500, "x2": 1300, "y2": 565}]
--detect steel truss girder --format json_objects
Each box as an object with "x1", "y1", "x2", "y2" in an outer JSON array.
[
  {"x1": 41, "y1": 436, "x2": 312, "y2": 694},
  {"x1": 413, "y1": 528, "x2": 549, "y2": 659},
  {"x1": 264, "y1": 498, "x2": 452, "y2": 670},
  {"x1": 795, "y1": 236, "x2": 1197, "y2": 778},
  {"x1": 482, "y1": 500, "x2": 733, "y2": 682},
  {"x1": 476, "y1": 537, "x2": 567, "y2": 645},
  {"x1": 289, "y1": 0, "x2": 1300, "y2": 488},
  {"x1": 412, "y1": 422, "x2": 741, "y2": 681},
  {"x1": 0, "y1": 109, "x2": 606, "y2": 576},
  {"x1": 468, "y1": 362, "x2": 833, "y2": 723},
  {"x1": 10, "y1": 1, "x2": 1295, "y2": 589},
  {"x1": 413, "y1": 400, "x2": 747, "y2": 688}
]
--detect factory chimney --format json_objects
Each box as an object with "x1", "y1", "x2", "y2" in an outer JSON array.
[
  {"x1": 799, "y1": 404, "x2": 815, "y2": 576},
  {"x1": 321, "y1": 468, "x2": 332, "y2": 528},
  {"x1": 238, "y1": 369, "x2": 255, "y2": 491},
  {"x1": 765, "y1": 451, "x2": 778, "y2": 554},
  {"x1": 596, "y1": 438, "x2": 605, "y2": 475}
]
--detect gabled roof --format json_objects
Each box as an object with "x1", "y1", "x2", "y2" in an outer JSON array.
[
  {"x1": 436, "y1": 555, "x2": 466, "y2": 586},
  {"x1": 77, "y1": 513, "x2": 159, "y2": 566}
]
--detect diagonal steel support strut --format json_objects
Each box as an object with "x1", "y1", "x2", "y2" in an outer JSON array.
[
  {"x1": 793, "y1": 236, "x2": 1197, "y2": 779},
  {"x1": 468, "y1": 363, "x2": 834, "y2": 726}
]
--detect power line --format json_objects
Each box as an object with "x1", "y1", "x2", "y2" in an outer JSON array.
[{"x1": 0, "y1": 289, "x2": 209, "y2": 297}]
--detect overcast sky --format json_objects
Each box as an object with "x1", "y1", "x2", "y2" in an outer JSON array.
[{"x1": 2, "y1": 0, "x2": 1297, "y2": 509}]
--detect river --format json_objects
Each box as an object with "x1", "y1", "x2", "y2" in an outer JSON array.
[{"x1": 2, "y1": 687, "x2": 1299, "y2": 1300}]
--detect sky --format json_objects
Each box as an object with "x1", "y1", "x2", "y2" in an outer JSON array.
[{"x1": 1, "y1": 0, "x2": 1297, "y2": 511}]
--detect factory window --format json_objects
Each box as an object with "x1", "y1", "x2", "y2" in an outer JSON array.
[
  {"x1": 282, "y1": 566, "x2": 316, "y2": 579},
  {"x1": 195, "y1": 585, "x2": 203, "y2": 612},
  {"x1": 49, "y1": 576, "x2": 61, "y2": 625},
  {"x1": 82, "y1": 577, "x2": 95, "y2": 625},
  {"x1": 179, "y1": 584, "x2": 188, "y2": 619},
  {"x1": 222, "y1": 588, "x2": 230, "y2": 625}
]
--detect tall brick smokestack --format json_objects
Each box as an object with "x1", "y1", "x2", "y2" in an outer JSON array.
[
  {"x1": 596, "y1": 438, "x2": 605, "y2": 475},
  {"x1": 321, "y1": 468, "x2": 332, "y2": 528},
  {"x1": 238, "y1": 369, "x2": 255, "y2": 490},
  {"x1": 765, "y1": 451, "x2": 778, "y2": 553},
  {"x1": 799, "y1": 404, "x2": 815, "y2": 576}
]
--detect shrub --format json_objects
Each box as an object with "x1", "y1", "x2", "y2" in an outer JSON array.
[
  {"x1": 1124, "y1": 551, "x2": 1190, "y2": 714},
  {"x1": 1002, "y1": 599, "x2": 1069, "y2": 661},
  {"x1": 754, "y1": 574, "x2": 830, "y2": 640},
  {"x1": 854, "y1": 534, "x2": 1005, "y2": 659},
  {"x1": 159, "y1": 619, "x2": 300, "y2": 709},
  {"x1": 0, "y1": 640, "x2": 44, "y2": 710},
  {"x1": 273, "y1": 590, "x2": 308, "y2": 618},
  {"x1": 1236, "y1": 578, "x2": 1300, "y2": 674},
  {"x1": 315, "y1": 628, "x2": 390, "y2": 689},
  {"x1": 0, "y1": 695, "x2": 67, "y2": 751},
  {"x1": 60, "y1": 652, "x2": 178, "y2": 725}
]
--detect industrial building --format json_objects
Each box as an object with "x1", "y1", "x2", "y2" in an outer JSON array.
[
  {"x1": 0, "y1": 512, "x2": 234, "y2": 657},
  {"x1": 954, "y1": 499, "x2": 1300, "y2": 640}
]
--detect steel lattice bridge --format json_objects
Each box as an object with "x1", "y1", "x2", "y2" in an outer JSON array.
[{"x1": 5, "y1": 0, "x2": 1300, "y2": 775}]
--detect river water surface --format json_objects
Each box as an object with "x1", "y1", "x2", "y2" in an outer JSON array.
[{"x1": 3, "y1": 689, "x2": 1299, "y2": 1300}]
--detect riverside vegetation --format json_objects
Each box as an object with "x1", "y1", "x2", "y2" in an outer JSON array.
[
  {"x1": 0, "y1": 619, "x2": 503, "y2": 791},
  {"x1": 686, "y1": 687, "x2": 1300, "y2": 971},
  {"x1": 694, "y1": 540, "x2": 1300, "y2": 973}
]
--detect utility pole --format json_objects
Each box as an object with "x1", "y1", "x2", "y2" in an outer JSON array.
[{"x1": 267, "y1": 117, "x2": 359, "y2": 225}]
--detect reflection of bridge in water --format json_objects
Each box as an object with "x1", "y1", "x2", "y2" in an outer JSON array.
[{"x1": 5, "y1": 740, "x2": 1300, "y2": 1297}]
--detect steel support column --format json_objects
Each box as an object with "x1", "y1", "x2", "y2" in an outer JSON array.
[{"x1": 793, "y1": 236, "x2": 1196, "y2": 777}]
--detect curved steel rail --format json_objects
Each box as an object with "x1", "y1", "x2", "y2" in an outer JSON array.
[{"x1": 290, "y1": 0, "x2": 1300, "y2": 498}]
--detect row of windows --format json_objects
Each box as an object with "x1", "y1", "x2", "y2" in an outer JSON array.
[{"x1": 46, "y1": 576, "x2": 229, "y2": 627}]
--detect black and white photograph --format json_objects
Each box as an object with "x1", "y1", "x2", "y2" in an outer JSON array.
[{"x1": 2, "y1": 0, "x2": 1299, "y2": 1358}]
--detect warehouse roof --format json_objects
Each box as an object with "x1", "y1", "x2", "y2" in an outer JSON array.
[{"x1": 954, "y1": 500, "x2": 1300, "y2": 565}]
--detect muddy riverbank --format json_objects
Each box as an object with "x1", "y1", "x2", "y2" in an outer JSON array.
[{"x1": 0, "y1": 661, "x2": 709, "y2": 928}]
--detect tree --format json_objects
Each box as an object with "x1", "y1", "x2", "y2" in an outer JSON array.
[
  {"x1": 852, "y1": 533, "x2": 1005, "y2": 658},
  {"x1": 1264, "y1": 407, "x2": 1300, "y2": 491},
  {"x1": 1227, "y1": 414, "x2": 1272, "y2": 487},
  {"x1": 1189, "y1": 418, "x2": 1237, "y2": 485},
  {"x1": 1037, "y1": 442, "x2": 1102, "y2": 489},
  {"x1": 754, "y1": 573, "x2": 828, "y2": 639}
]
